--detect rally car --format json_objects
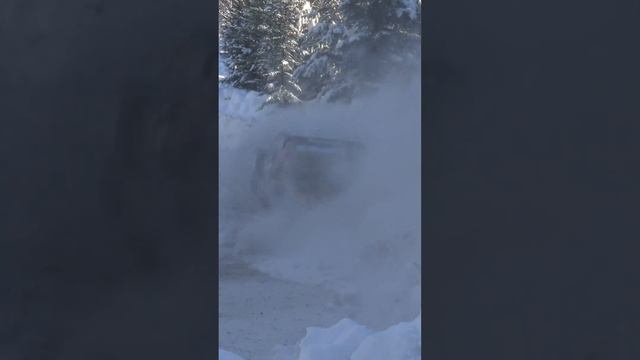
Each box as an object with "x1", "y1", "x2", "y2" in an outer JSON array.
[{"x1": 250, "y1": 133, "x2": 364, "y2": 208}]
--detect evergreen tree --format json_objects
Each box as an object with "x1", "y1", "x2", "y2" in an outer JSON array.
[
  {"x1": 221, "y1": 0, "x2": 421, "y2": 105},
  {"x1": 221, "y1": 0, "x2": 271, "y2": 92},
  {"x1": 324, "y1": 0, "x2": 421, "y2": 102},
  {"x1": 294, "y1": 0, "x2": 345, "y2": 101},
  {"x1": 222, "y1": 0, "x2": 305, "y2": 106},
  {"x1": 219, "y1": 0, "x2": 233, "y2": 30},
  {"x1": 260, "y1": 0, "x2": 306, "y2": 107}
]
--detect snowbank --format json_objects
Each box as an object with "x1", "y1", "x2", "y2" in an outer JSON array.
[
  {"x1": 219, "y1": 348, "x2": 246, "y2": 360},
  {"x1": 298, "y1": 319, "x2": 373, "y2": 360},
  {"x1": 219, "y1": 53, "x2": 266, "y2": 120},
  {"x1": 298, "y1": 315, "x2": 421, "y2": 360},
  {"x1": 351, "y1": 316, "x2": 421, "y2": 360},
  {"x1": 219, "y1": 86, "x2": 266, "y2": 120},
  {"x1": 219, "y1": 316, "x2": 421, "y2": 360}
]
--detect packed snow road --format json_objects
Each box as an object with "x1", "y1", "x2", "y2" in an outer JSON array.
[
  {"x1": 218, "y1": 197, "x2": 420, "y2": 360},
  {"x1": 219, "y1": 255, "x2": 353, "y2": 360}
]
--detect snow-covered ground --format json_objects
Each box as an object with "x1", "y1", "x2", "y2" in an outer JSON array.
[
  {"x1": 219, "y1": 257, "x2": 352, "y2": 360},
  {"x1": 220, "y1": 313, "x2": 420, "y2": 360},
  {"x1": 219, "y1": 54, "x2": 421, "y2": 359}
]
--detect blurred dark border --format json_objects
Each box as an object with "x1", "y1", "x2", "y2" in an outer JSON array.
[
  {"x1": 0, "y1": 1, "x2": 219, "y2": 359},
  {"x1": 423, "y1": 0, "x2": 640, "y2": 358}
]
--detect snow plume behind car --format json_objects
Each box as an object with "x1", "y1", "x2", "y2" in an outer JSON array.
[{"x1": 219, "y1": 73, "x2": 420, "y2": 330}]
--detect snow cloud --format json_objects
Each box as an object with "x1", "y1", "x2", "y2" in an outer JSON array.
[{"x1": 219, "y1": 66, "x2": 421, "y2": 329}]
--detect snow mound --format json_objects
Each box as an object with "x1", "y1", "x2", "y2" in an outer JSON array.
[
  {"x1": 351, "y1": 316, "x2": 421, "y2": 360},
  {"x1": 219, "y1": 52, "x2": 266, "y2": 120},
  {"x1": 219, "y1": 348, "x2": 246, "y2": 360},
  {"x1": 297, "y1": 315, "x2": 421, "y2": 360},
  {"x1": 299, "y1": 319, "x2": 373, "y2": 360},
  {"x1": 219, "y1": 85, "x2": 266, "y2": 120}
]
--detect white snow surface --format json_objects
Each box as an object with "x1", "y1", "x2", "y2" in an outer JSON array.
[
  {"x1": 219, "y1": 349, "x2": 246, "y2": 360},
  {"x1": 219, "y1": 52, "x2": 267, "y2": 121},
  {"x1": 298, "y1": 315, "x2": 421, "y2": 360},
  {"x1": 219, "y1": 313, "x2": 422, "y2": 360},
  {"x1": 219, "y1": 85, "x2": 266, "y2": 121},
  {"x1": 351, "y1": 315, "x2": 421, "y2": 360},
  {"x1": 298, "y1": 319, "x2": 373, "y2": 360}
]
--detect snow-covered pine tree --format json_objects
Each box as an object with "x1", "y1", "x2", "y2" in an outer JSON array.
[
  {"x1": 219, "y1": 0, "x2": 233, "y2": 30},
  {"x1": 377, "y1": 0, "x2": 421, "y2": 70},
  {"x1": 221, "y1": 0, "x2": 271, "y2": 92},
  {"x1": 323, "y1": 0, "x2": 421, "y2": 102},
  {"x1": 260, "y1": 0, "x2": 306, "y2": 107},
  {"x1": 293, "y1": 0, "x2": 345, "y2": 101}
]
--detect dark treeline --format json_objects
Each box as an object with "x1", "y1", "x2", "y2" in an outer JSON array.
[{"x1": 220, "y1": 0, "x2": 421, "y2": 106}]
